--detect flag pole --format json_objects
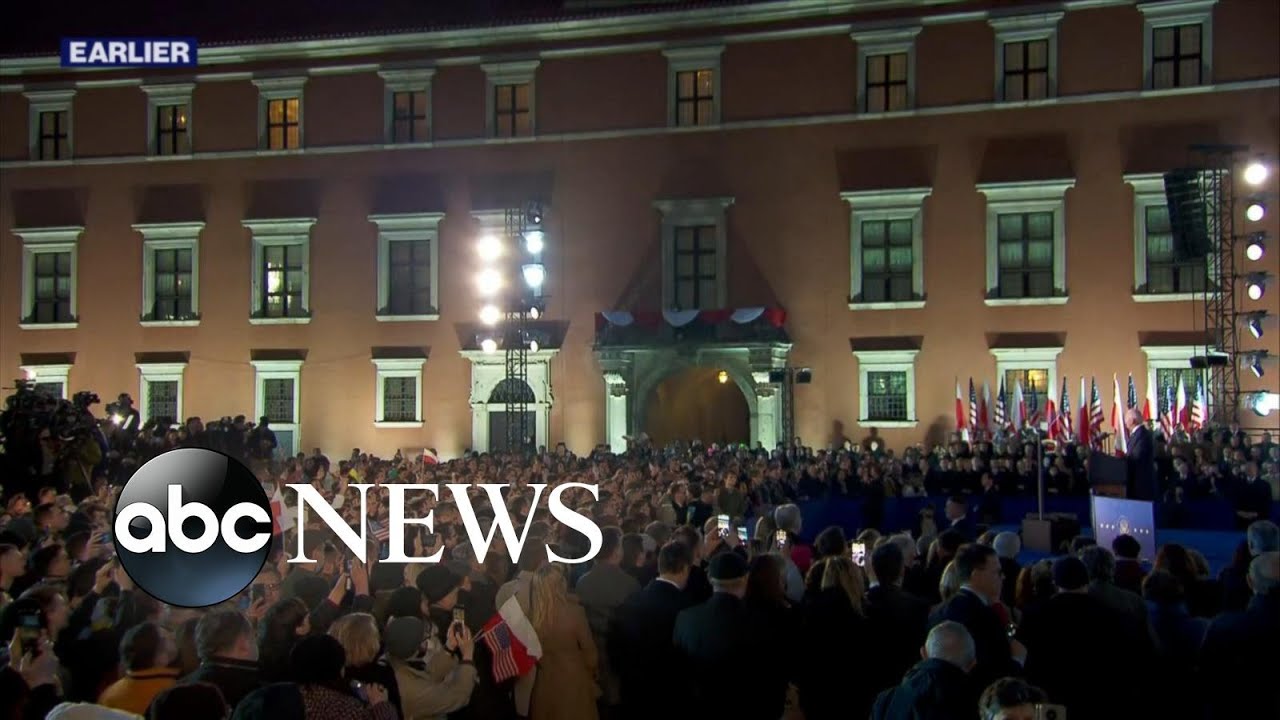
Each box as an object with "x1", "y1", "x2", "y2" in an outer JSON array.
[{"x1": 1032, "y1": 376, "x2": 1045, "y2": 521}]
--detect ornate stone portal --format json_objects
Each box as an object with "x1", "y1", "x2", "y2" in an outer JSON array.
[
  {"x1": 460, "y1": 348, "x2": 558, "y2": 453},
  {"x1": 595, "y1": 342, "x2": 792, "y2": 451}
]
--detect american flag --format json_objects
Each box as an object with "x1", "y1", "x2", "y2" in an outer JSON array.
[
  {"x1": 1160, "y1": 385, "x2": 1175, "y2": 438},
  {"x1": 480, "y1": 597, "x2": 540, "y2": 683},
  {"x1": 994, "y1": 379, "x2": 1008, "y2": 430},
  {"x1": 1089, "y1": 377, "x2": 1105, "y2": 444},
  {"x1": 370, "y1": 519, "x2": 390, "y2": 543},
  {"x1": 1026, "y1": 377, "x2": 1040, "y2": 428},
  {"x1": 1190, "y1": 377, "x2": 1207, "y2": 430},
  {"x1": 1058, "y1": 379, "x2": 1072, "y2": 440},
  {"x1": 968, "y1": 378, "x2": 979, "y2": 435}
]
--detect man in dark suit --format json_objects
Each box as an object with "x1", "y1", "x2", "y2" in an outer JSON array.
[
  {"x1": 610, "y1": 541, "x2": 696, "y2": 720},
  {"x1": 672, "y1": 551, "x2": 789, "y2": 718},
  {"x1": 865, "y1": 541, "x2": 932, "y2": 695},
  {"x1": 1124, "y1": 409, "x2": 1157, "y2": 500},
  {"x1": 1020, "y1": 557, "x2": 1154, "y2": 719},
  {"x1": 1199, "y1": 551, "x2": 1280, "y2": 719},
  {"x1": 928, "y1": 544, "x2": 1025, "y2": 693},
  {"x1": 944, "y1": 496, "x2": 977, "y2": 541}
]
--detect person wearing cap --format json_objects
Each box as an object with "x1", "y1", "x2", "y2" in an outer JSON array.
[
  {"x1": 416, "y1": 564, "x2": 513, "y2": 719},
  {"x1": 1017, "y1": 555, "x2": 1153, "y2": 719},
  {"x1": 384, "y1": 615, "x2": 478, "y2": 720},
  {"x1": 671, "y1": 550, "x2": 789, "y2": 718}
]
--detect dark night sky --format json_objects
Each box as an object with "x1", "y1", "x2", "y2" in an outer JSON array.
[{"x1": 0, "y1": 0, "x2": 775, "y2": 56}]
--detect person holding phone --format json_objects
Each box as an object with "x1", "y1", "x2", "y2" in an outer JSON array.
[{"x1": 384, "y1": 615, "x2": 478, "y2": 720}]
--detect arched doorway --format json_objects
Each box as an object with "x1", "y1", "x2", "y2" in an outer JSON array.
[
  {"x1": 642, "y1": 366, "x2": 750, "y2": 447},
  {"x1": 488, "y1": 378, "x2": 537, "y2": 452}
]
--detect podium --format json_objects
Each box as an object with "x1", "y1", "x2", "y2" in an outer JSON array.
[{"x1": 1090, "y1": 451, "x2": 1127, "y2": 499}]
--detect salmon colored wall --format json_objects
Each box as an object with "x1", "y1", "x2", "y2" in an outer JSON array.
[{"x1": 2, "y1": 0, "x2": 1278, "y2": 457}]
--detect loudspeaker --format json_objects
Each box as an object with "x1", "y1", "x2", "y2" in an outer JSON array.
[
  {"x1": 1021, "y1": 513, "x2": 1083, "y2": 553},
  {"x1": 1163, "y1": 168, "x2": 1211, "y2": 259}
]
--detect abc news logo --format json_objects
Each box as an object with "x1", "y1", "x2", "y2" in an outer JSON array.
[{"x1": 113, "y1": 448, "x2": 601, "y2": 607}]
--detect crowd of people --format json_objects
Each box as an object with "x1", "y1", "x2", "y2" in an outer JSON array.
[{"x1": 1, "y1": 382, "x2": 1278, "y2": 719}]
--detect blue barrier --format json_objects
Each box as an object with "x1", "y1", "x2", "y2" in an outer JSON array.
[{"x1": 790, "y1": 496, "x2": 1280, "y2": 542}]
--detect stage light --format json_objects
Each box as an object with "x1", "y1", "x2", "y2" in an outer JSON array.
[
  {"x1": 524, "y1": 230, "x2": 544, "y2": 255},
  {"x1": 529, "y1": 339, "x2": 540, "y2": 352},
  {"x1": 522, "y1": 263, "x2": 545, "y2": 289},
  {"x1": 529, "y1": 306, "x2": 540, "y2": 320},
  {"x1": 526, "y1": 203, "x2": 543, "y2": 226},
  {"x1": 477, "y1": 234, "x2": 503, "y2": 262},
  {"x1": 1244, "y1": 161, "x2": 1269, "y2": 186},
  {"x1": 1246, "y1": 273, "x2": 1268, "y2": 300},
  {"x1": 476, "y1": 268, "x2": 503, "y2": 295},
  {"x1": 1246, "y1": 233, "x2": 1266, "y2": 261},
  {"x1": 480, "y1": 337, "x2": 498, "y2": 354},
  {"x1": 717, "y1": 370, "x2": 729, "y2": 384},
  {"x1": 1247, "y1": 391, "x2": 1280, "y2": 417},
  {"x1": 1244, "y1": 311, "x2": 1267, "y2": 339},
  {"x1": 1245, "y1": 351, "x2": 1269, "y2": 378},
  {"x1": 1246, "y1": 197, "x2": 1266, "y2": 222},
  {"x1": 479, "y1": 304, "x2": 501, "y2": 325}
]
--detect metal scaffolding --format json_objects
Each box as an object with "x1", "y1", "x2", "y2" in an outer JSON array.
[{"x1": 1192, "y1": 145, "x2": 1245, "y2": 425}]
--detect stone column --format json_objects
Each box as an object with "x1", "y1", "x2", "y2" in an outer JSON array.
[
  {"x1": 752, "y1": 371, "x2": 780, "y2": 451},
  {"x1": 603, "y1": 372, "x2": 629, "y2": 452}
]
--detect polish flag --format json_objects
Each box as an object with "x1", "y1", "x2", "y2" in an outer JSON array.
[
  {"x1": 480, "y1": 596, "x2": 543, "y2": 683},
  {"x1": 1078, "y1": 377, "x2": 1090, "y2": 447},
  {"x1": 270, "y1": 487, "x2": 294, "y2": 535},
  {"x1": 955, "y1": 378, "x2": 967, "y2": 439},
  {"x1": 1143, "y1": 377, "x2": 1157, "y2": 424},
  {"x1": 1175, "y1": 376, "x2": 1189, "y2": 430},
  {"x1": 1112, "y1": 374, "x2": 1128, "y2": 456},
  {"x1": 981, "y1": 381, "x2": 992, "y2": 433},
  {"x1": 1043, "y1": 375, "x2": 1057, "y2": 434},
  {"x1": 1011, "y1": 380, "x2": 1024, "y2": 432}
]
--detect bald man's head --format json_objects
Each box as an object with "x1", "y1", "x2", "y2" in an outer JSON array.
[
  {"x1": 1124, "y1": 408, "x2": 1142, "y2": 429},
  {"x1": 1248, "y1": 551, "x2": 1279, "y2": 596}
]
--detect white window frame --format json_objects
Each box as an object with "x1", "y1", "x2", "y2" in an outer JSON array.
[
  {"x1": 1142, "y1": 345, "x2": 1200, "y2": 413},
  {"x1": 654, "y1": 197, "x2": 734, "y2": 311},
  {"x1": 1124, "y1": 172, "x2": 1210, "y2": 302},
  {"x1": 24, "y1": 89, "x2": 74, "y2": 161},
  {"x1": 142, "y1": 83, "x2": 194, "y2": 156},
  {"x1": 991, "y1": 347, "x2": 1063, "y2": 409},
  {"x1": 137, "y1": 362, "x2": 187, "y2": 426},
  {"x1": 853, "y1": 349, "x2": 919, "y2": 428},
  {"x1": 369, "y1": 213, "x2": 442, "y2": 321},
  {"x1": 851, "y1": 26, "x2": 921, "y2": 114},
  {"x1": 372, "y1": 357, "x2": 426, "y2": 428},
  {"x1": 134, "y1": 221, "x2": 203, "y2": 326},
  {"x1": 841, "y1": 187, "x2": 930, "y2": 310},
  {"x1": 19, "y1": 363, "x2": 71, "y2": 400},
  {"x1": 482, "y1": 61, "x2": 539, "y2": 138},
  {"x1": 379, "y1": 68, "x2": 435, "y2": 144},
  {"x1": 252, "y1": 76, "x2": 306, "y2": 150},
  {"x1": 1140, "y1": 0, "x2": 1215, "y2": 91},
  {"x1": 978, "y1": 179, "x2": 1074, "y2": 306},
  {"x1": 252, "y1": 359, "x2": 302, "y2": 456},
  {"x1": 16, "y1": 226, "x2": 82, "y2": 329},
  {"x1": 245, "y1": 218, "x2": 315, "y2": 325},
  {"x1": 663, "y1": 45, "x2": 724, "y2": 127},
  {"x1": 989, "y1": 12, "x2": 1062, "y2": 101}
]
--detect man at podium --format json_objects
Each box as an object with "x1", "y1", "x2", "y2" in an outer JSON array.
[{"x1": 1124, "y1": 409, "x2": 1157, "y2": 500}]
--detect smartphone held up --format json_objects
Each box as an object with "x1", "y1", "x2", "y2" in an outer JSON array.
[{"x1": 850, "y1": 542, "x2": 867, "y2": 567}]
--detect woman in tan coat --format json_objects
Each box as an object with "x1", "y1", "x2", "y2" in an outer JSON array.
[{"x1": 529, "y1": 564, "x2": 599, "y2": 720}]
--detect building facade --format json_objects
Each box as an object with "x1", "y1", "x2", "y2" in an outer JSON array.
[{"x1": 1, "y1": 0, "x2": 1277, "y2": 459}]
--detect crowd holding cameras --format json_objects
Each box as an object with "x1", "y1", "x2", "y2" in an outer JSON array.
[{"x1": 1, "y1": 379, "x2": 1278, "y2": 719}]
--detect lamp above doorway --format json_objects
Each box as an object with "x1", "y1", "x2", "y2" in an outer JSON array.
[{"x1": 717, "y1": 370, "x2": 729, "y2": 384}]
